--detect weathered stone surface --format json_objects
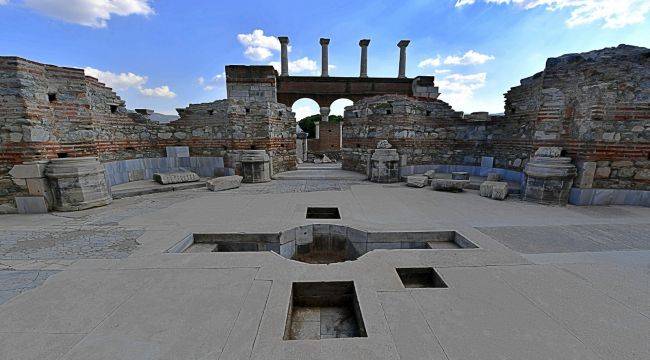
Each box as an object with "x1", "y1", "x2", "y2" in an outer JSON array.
[
  {"x1": 206, "y1": 175, "x2": 243, "y2": 191},
  {"x1": 595, "y1": 166, "x2": 611, "y2": 179},
  {"x1": 406, "y1": 175, "x2": 428, "y2": 188},
  {"x1": 377, "y1": 140, "x2": 392, "y2": 149},
  {"x1": 534, "y1": 147, "x2": 563, "y2": 158},
  {"x1": 165, "y1": 146, "x2": 190, "y2": 158},
  {"x1": 153, "y1": 171, "x2": 200, "y2": 185},
  {"x1": 431, "y1": 178, "x2": 469, "y2": 192},
  {"x1": 46, "y1": 157, "x2": 112, "y2": 211},
  {"x1": 576, "y1": 162, "x2": 597, "y2": 189},
  {"x1": 634, "y1": 169, "x2": 650, "y2": 180},
  {"x1": 15, "y1": 196, "x2": 48, "y2": 214},
  {"x1": 480, "y1": 181, "x2": 508, "y2": 200},
  {"x1": 240, "y1": 150, "x2": 271, "y2": 183},
  {"x1": 9, "y1": 161, "x2": 48, "y2": 179},
  {"x1": 370, "y1": 148, "x2": 400, "y2": 183},
  {"x1": 486, "y1": 172, "x2": 501, "y2": 181},
  {"x1": 523, "y1": 151, "x2": 576, "y2": 206},
  {"x1": 451, "y1": 172, "x2": 469, "y2": 180}
]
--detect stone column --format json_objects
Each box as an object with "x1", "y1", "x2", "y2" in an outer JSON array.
[
  {"x1": 320, "y1": 38, "x2": 330, "y2": 77},
  {"x1": 320, "y1": 107, "x2": 330, "y2": 123},
  {"x1": 359, "y1": 39, "x2": 370, "y2": 78},
  {"x1": 314, "y1": 122, "x2": 320, "y2": 140},
  {"x1": 278, "y1": 36, "x2": 289, "y2": 76},
  {"x1": 397, "y1": 40, "x2": 410, "y2": 78}
]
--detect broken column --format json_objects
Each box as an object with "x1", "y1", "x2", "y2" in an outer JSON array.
[
  {"x1": 359, "y1": 39, "x2": 370, "y2": 78},
  {"x1": 279, "y1": 36, "x2": 289, "y2": 76},
  {"x1": 320, "y1": 38, "x2": 330, "y2": 77},
  {"x1": 397, "y1": 40, "x2": 410, "y2": 78},
  {"x1": 369, "y1": 140, "x2": 400, "y2": 183},
  {"x1": 523, "y1": 147, "x2": 577, "y2": 206},
  {"x1": 240, "y1": 150, "x2": 271, "y2": 183},
  {"x1": 45, "y1": 157, "x2": 113, "y2": 211}
]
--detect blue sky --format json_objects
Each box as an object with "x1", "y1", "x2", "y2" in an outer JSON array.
[{"x1": 1, "y1": 0, "x2": 648, "y2": 118}]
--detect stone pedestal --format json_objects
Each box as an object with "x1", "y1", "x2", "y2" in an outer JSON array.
[
  {"x1": 45, "y1": 157, "x2": 112, "y2": 211},
  {"x1": 241, "y1": 150, "x2": 271, "y2": 183},
  {"x1": 370, "y1": 148, "x2": 400, "y2": 183},
  {"x1": 523, "y1": 148, "x2": 577, "y2": 206}
]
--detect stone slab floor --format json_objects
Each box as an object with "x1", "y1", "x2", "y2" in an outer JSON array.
[{"x1": 0, "y1": 180, "x2": 649, "y2": 360}]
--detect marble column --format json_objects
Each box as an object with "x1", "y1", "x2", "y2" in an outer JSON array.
[
  {"x1": 320, "y1": 38, "x2": 330, "y2": 77},
  {"x1": 279, "y1": 36, "x2": 289, "y2": 76},
  {"x1": 397, "y1": 40, "x2": 410, "y2": 78},
  {"x1": 320, "y1": 106, "x2": 330, "y2": 123},
  {"x1": 314, "y1": 122, "x2": 320, "y2": 140},
  {"x1": 359, "y1": 39, "x2": 370, "y2": 78}
]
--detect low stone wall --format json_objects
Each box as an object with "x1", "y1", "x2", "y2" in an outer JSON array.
[{"x1": 103, "y1": 156, "x2": 229, "y2": 187}]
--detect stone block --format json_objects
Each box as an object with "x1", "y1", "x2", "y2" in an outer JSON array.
[
  {"x1": 486, "y1": 172, "x2": 501, "y2": 181},
  {"x1": 9, "y1": 162, "x2": 48, "y2": 179},
  {"x1": 406, "y1": 175, "x2": 428, "y2": 188},
  {"x1": 595, "y1": 166, "x2": 611, "y2": 179},
  {"x1": 206, "y1": 175, "x2": 242, "y2": 192},
  {"x1": 431, "y1": 179, "x2": 469, "y2": 192},
  {"x1": 15, "y1": 196, "x2": 48, "y2": 214},
  {"x1": 576, "y1": 161, "x2": 597, "y2": 188},
  {"x1": 481, "y1": 156, "x2": 494, "y2": 168},
  {"x1": 166, "y1": 146, "x2": 190, "y2": 158},
  {"x1": 480, "y1": 181, "x2": 508, "y2": 200},
  {"x1": 451, "y1": 171, "x2": 469, "y2": 180},
  {"x1": 424, "y1": 170, "x2": 436, "y2": 179},
  {"x1": 153, "y1": 172, "x2": 200, "y2": 185}
]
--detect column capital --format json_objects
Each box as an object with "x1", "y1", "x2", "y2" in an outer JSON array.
[
  {"x1": 359, "y1": 39, "x2": 371, "y2": 47},
  {"x1": 319, "y1": 38, "x2": 330, "y2": 45},
  {"x1": 278, "y1": 36, "x2": 289, "y2": 44},
  {"x1": 397, "y1": 39, "x2": 410, "y2": 48}
]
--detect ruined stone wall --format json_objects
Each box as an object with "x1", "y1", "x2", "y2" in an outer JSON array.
[
  {"x1": 309, "y1": 121, "x2": 341, "y2": 154},
  {"x1": 0, "y1": 57, "x2": 296, "y2": 204},
  {"x1": 341, "y1": 95, "x2": 528, "y2": 172},
  {"x1": 504, "y1": 44, "x2": 650, "y2": 190},
  {"x1": 343, "y1": 45, "x2": 650, "y2": 191}
]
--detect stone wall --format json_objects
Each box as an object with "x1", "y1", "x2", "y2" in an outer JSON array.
[
  {"x1": 0, "y1": 57, "x2": 296, "y2": 204},
  {"x1": 309, "y1": 121, "x2": 341, "y2": 154},
  {"x1": 342, "y1": 45, "x2": 650, "y2": 191}
]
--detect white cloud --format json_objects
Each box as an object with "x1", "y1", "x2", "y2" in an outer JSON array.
[
  {"x1": 418, "y1": 56, "x2": 441, "y2": 68},
  {"x1": 269, "y1": 57, "x2": 318, "y2": 74},
  {"x1": 84, "y1": 66, "x2": 175, "y2": 98},
  {"x1": 292, "y1": 105, "x2": 317, "y2": 121},
  {"x1": 138, "y1": 85, "x2": 175, "y2": 98},
  {"x1": 435, "y1": 69, "x2": 452, "y2": 74},
  {"x1": 237, "y1": 29, "x2": 288, "y2": 61},
  {"x1": 443, "y1": 50, "x2": 495, "y2": 65},
  {"x1": 84, "y1": 67, "x2": 147, "y2": 90},
  {"x1": 197, "y1": 72, "x2": 225, "y2": 91},
  {"x1": 23, "y1": 0, "x2": 153, "y2": 28},
  {"x1": 455, "y1": 0, "x2": 650, "y2": 28},
  {"x1": 244, "y1": 46, "x2": 273, "y2": 61},
  {"x1": 0, "y1": 0, "x2": 8, "y2": 5},
  {"x1": 437, "y1": 72, "x2": 487, "y2": 111}
]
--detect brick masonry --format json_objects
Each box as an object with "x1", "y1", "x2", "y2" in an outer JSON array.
[
  {"x1": 342, "y1": 45, "x2": 649, "y2": 191},
  {"x1": 0, "y1": 58, "x2": 296, "y2": 204}
]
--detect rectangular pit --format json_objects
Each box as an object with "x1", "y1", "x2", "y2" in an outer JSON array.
[
  {"x1": 396, "y1": 267, "x2": 448, "y2": 288},
  {"x1": 306, "y1": 207, "x2": 341, "y2": 219},
  {"x1": 167, "y1": 233, "x2": 279, "y2": 253},
  {"x1": 284, "y1": 281, "x2": 367, "y2": 340}
]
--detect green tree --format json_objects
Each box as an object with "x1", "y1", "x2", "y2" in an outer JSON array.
[{"x1": 298, "y1": 114, "x2": 343, "y2": 138}]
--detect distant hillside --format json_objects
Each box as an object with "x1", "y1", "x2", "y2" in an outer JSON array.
[{"x1": 149, "y1": 113, "x2": 179, "y2": 123}]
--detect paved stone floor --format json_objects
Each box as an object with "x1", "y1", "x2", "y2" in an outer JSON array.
[{"x1": 0, "y1": 179, "x2": 649, "y2": 359}]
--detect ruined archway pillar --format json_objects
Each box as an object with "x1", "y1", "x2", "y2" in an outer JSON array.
[
  {"x1": 397, "y1": 40, "x2": 410, "y2": 78},
  {"x1": 359, "y1": 39, "x2": 370, "y2": 78},
  {"x1": 320, "y1": 38, "x2": 330, "y2": 77},
  {"x1": 279, "y1": 36, "x2": 289, "y2": 76}
]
